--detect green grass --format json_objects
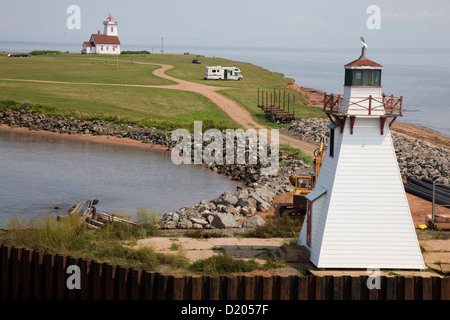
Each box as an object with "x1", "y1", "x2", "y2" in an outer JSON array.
[
  {"x1": 242, "y1": 216, "x2": 302, "y2": 239},
  {"x1": 280, "y1": 144, "x2": 314, "y2": 165},
  {"x1": 0, "y1": 208, "x2": 190, "y2": 272},
  {"x1": 0, "y1": 52, "x2": 325, "y2": 138},
  {"x1": 187, "y1": 249, "x2": 285, "y2": 276},
  {"x1": 0, "y1": 54, "x2": 173, "y2": 85}
]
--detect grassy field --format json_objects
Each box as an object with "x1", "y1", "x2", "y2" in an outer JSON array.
[
  {"x1": 0, "y1": 210, "x2": 300, "y2": 275},
  {"x1": 0, "y1": 53, "x2": 325, "y2": 131},
  {"x1": 130, "y1": 53, "x2": 326, "y2": 126}
]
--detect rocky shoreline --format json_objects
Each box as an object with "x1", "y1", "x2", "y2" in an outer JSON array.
[
  {"x1": 1, "y1": 109, "x2": 448, "y2": 230},
  {"x1": 0, "y1": 109, "x2": 314, "y2": 229}
]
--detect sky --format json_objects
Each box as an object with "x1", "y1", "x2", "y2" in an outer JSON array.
[{"x1": 0, "y1": 0, "x2": 449, "y2": 50}]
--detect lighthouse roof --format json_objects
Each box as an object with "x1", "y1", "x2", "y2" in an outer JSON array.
[
  {"x1": 345, "y1": 46, "x2": 382, "y2": 68},
  {"x1": 90, "y1": 34, "x2": 121, "y2": 45},
  {"x1": 345, "y1": 58, "x2": 382, "y2": 68}
]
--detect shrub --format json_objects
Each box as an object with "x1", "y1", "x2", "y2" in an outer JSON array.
[
  {"x1": 242, "y1": 216, "x2": 302, "y2": 238},
  {"x1": 189, "y1": 250, "x2": 260, "y2": 276}
]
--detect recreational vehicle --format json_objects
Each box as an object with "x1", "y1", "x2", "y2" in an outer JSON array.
[{"x1": 204, "y1": 66, "x2": 243, "y2": 80}]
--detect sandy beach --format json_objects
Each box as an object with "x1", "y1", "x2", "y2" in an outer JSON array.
[{"x1": 0, "y1": 124, "x2": 171, "y2": 153}]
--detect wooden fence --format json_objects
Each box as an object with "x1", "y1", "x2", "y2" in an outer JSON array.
[{"x1": 1, "y1": 245, "x2": 449, "y2": 300}]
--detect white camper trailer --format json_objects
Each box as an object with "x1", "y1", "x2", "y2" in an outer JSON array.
[{"x1": 204, "y1": 66, "x2": 243, "y2": 80}]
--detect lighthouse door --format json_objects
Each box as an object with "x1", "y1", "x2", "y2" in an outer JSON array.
[{"x1": 306, "y1": 200, "x2": 312, "y2": 247}]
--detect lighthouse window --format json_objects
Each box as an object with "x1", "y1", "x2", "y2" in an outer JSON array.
[
  {"x1": 346, "y1": 69, "x2": 381, "y2": 86},
  {"x1": 329, "y1": 127, "x2": 335, "y2": 157}
]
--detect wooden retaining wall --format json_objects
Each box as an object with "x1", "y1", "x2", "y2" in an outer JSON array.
[{"x1": 1, "y1": 245, "x2": 449, "y2": 300}]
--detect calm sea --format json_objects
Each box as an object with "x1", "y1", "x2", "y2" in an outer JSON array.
[
  {"x1": 0, "y1": 130, "x2": 239, "y2": 227},
  {"x1": 1, "y1": 40, "x2": 449, "y2": 137}
]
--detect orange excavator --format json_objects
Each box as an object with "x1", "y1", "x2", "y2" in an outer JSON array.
[{"x1": 278, "y1": 138, "x2": 325, "y2": 217}]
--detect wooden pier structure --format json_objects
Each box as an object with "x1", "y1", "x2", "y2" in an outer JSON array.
[{"x1": 257, "y1": 88, "x2": 296, "y2": 123}]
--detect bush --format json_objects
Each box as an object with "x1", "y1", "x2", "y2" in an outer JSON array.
[
  {"x1": 29, "y1": 50, "x2": 62, "y2": 56},
  {"x1": 242, "y1": 216, "x2": 302, "y2": 238},
  {"x1": 189, "y1": 250, "x2": 260, "y2": 276},
  {"x1": 280, "y1": 144, "x2": 313, "y2": 165},
  {"x1": 121, "y1": 50, "x2": 151, "y2": 55}
]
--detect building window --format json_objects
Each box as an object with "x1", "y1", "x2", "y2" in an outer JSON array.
[
  {"x1": 329, "y1": 127, "x2": 335, "y2": 157},
  {"x1": 345, "y1": 69, "x2": 381, "y2": 86},
  {"x1": 111, "y1": 27, "x2": 114, "y2": 33},
  {"x1": 101, "y1": 45, "x2": 103, "y2": 51}
]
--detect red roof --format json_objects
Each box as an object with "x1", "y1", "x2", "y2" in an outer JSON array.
[
  {"x1": 83, "y1": 41, "x2": 95, "y2": 47},
  {"x1": 345, "y1": 58, "x2": 382, "y2": 68},
  {"x1": 90, "y1": 34, "x2": 121, "y2": 45}
]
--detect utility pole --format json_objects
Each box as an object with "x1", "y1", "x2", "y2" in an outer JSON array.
[{"x1": 161, "y1": 37, "x2": 164, "y2": 54}]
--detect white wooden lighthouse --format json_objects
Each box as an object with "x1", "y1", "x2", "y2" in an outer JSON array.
[
  {"x1": 298, "y1": 39, "x2": 425, "y2": 270},
  {"x1": 82, "y1": 15, "x2": 121, "y2": 55}
]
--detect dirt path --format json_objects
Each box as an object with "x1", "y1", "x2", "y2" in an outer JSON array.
[
  {"x1": 137, "y1": 62, "x2": 319, "y2": 155},
  {"x1": 0, "y1": 63, "x2": 319, "y2": 155}
]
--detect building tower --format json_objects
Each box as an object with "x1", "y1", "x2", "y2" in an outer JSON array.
[
  {"x1": 103, "y1": 14, "x2": 118, "y2": 36},
  {"x1": 297, "y1": 39, "x2": 425, "y2": 269}
]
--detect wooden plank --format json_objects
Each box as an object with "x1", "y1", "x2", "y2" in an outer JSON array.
[
  {"x1": 296, "y1": 276, "x2": 308, "y2": 300},
  {"x1": 244, "y1": 276, "x2": 255, "y2": 300},
  {"x1": 54, "y1": 254, "x2": 67, "y2": 300},
  {"x1": 386, "y1": 276, "x2": 397, "y2": 300},
  {"x1": 80, "y1": 259, "x2": 90, "y2": 300},
  {"x1": 10, "y1": 247, "x2": 21, "y2": 300},
  {"x1": 66, "y1": 257, "x2": 80, "y2": 300},
  {"x1": 333, "y1": 276, "x2": 344, "y2": 300},
  {"x1": 404, "y1": 277, "x2": 415, "y2": 300},
  {"x1": 421, "y1": 277, "x2": 433, "y2": 300},
  {"x1": 209, "y1": 276, "x2": 220, "y2": 300},
  {"x1": 32, "y1": 250, "x2": 44, "y2": 300},
  {"x1": 142, "y1": 271, "x2": 156, "y2": 300},
  {"x1": 315, "y1": 276, "x2": 326, "y2": 300},
  {"x1": 103, "y1": 263, "x2": 116, "y2": 300},
  {"x1": 91, "y1": 261, "x2": 103, "y2": 300},
  {"x1": 279, "y1": 275, "x2": 290, "y2": 300},
  {"x1": 396, "y1": 276, "x2": 406, "y2": 300},
  {"x1": 117, "y1": 266, "x2": 130, "y2": 300},
  {"x1": 261, "y1": 276, "x2": 272, "y2": 300},
  {"x1": 173, "y1": 276, "x2": 184, "y2": 300},
  {"x1": 226, "y1": 276, "x2": 238, "y2": 300},
  {"x1": 360, "y1": 275, "x2": 369, "y2": 300},
  {"x1": 191, "y1": 276, "x2": 203, "y2": 300},
  {"x1": 441, "y1": 277, "x2": 450, "y2": 300},
  {"x1": 21, "y1": 249, "x2": 33, "y2": 300},
  {"x1": 43, "y1": 253, "x2": 55, "y2": 300},
  {"x1": 350, "y1": 276, "x2": 361, "y2": 300},
  {"x1": 0, "y1": 245, "x2": 11, "y2": 300},
  {"x1": 129, "y1": 269, "x2": 142, "y2": 300}
]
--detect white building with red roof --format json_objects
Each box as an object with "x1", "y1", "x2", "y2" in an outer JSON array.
[{"x1": 82, "y1": 15, "x2": 121, "y2": 55}]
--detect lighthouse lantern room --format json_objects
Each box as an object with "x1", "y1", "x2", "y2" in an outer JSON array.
[{"x1": 298, "y1": 38, "x2": 425, "y2": 270}]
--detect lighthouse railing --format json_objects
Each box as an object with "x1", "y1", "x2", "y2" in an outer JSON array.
[{"x1": 323, "y1": 93, "x2": 403, "y2": 116}]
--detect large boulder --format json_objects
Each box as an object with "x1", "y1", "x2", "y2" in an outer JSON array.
[
  {"x1": 251, "y1": 193, "x2": 271, "y2": 212},
  {"x1": 210, "y1": 213, "x2": 240, "y2": 228},
  {"x1": 220, "y1": 191, "x2": 238, "y2": 207},
  {"x1": 242, "y1": 215, "x2": 266, "y2": 228}
]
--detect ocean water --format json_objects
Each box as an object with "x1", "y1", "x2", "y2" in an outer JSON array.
[
  {"x1": 1, "y1": 41, "x2": 449, "y2": 136},
  {"x1": 0, "y1": 130, "x2": 239, "y2": 227}
]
